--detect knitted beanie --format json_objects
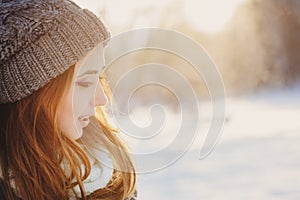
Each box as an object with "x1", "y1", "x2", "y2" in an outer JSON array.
[{"x1": 0, "y1": 0, "x2": 110, "y2": 104}]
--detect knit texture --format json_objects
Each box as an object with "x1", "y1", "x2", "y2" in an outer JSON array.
[{"x1": 0, "y1": 0, "x2": 110, "y2": 104}]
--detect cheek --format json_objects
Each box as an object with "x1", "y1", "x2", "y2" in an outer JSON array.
[
  {"x1": 73, "y1": 84, "x2": 97, "y2": 114},
  {"x1": 57, "y1": 89, "x2": 81, "y2": 139}
]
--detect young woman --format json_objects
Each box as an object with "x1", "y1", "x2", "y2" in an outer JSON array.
[{"x1": 0, "y1": 0, "x2": 136, "y2": 199}]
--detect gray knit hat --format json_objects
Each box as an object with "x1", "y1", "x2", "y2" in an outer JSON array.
[{"x1": 0, "y1": 0, "x2": 110, "y2": 104}]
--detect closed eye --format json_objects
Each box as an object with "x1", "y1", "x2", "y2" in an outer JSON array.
[{"x1": 76, "y1": 82, "x2": 94, "y2": 88}]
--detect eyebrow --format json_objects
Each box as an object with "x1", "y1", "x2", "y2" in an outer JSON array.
[{"x1": 77, "y1": 70, "x2": 99, "y2": 78}]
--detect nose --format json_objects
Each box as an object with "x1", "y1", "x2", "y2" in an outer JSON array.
[{"x1": 93, "y1": 81, "x2": 108, "y2": 107}]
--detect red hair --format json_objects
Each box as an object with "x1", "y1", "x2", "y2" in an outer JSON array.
[{"x1": 0, "y1": 66, "x2": 136, "y2": 199}]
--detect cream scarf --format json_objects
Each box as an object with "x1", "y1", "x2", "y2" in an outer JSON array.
[{"x1": 68, "y1": 146, "x2": 114, "y2": 199}]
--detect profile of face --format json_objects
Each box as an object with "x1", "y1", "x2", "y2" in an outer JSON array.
[{"x1": 57, "y1": 44, "x2": 108, "y2": 140}]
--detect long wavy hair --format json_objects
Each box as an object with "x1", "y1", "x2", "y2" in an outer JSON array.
[{"x1": 0, "y1": 65, "x2": 136, "y2": 200}]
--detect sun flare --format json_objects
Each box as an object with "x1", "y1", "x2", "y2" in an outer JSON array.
[{"x1": 183, "y1": 0, "x2": 246, "y2": 33}]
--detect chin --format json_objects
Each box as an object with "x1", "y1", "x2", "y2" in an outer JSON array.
[
  {"x1": 74, "y1": 129, "x2": 83, "y2": 140},
  {"x1": 68, "y1": 127, "x2": 83, "y2": 140}
]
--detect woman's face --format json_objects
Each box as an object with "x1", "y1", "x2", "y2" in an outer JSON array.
[{"x1": 57, "y1": 44, "x2": 108, "y2": 140}]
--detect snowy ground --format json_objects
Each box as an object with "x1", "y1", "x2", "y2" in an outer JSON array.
[{"x1": 121, "y1": 86, "x2": 300, "y2": 200}]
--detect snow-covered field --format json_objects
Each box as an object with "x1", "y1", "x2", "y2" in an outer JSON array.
[{"x1": 124, "y1": 87, "x2": 300, "y2": 200}]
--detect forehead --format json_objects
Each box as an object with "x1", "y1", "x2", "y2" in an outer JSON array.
[{"x1": 74, "y1": 43, "x2": 104, "y2": 75}]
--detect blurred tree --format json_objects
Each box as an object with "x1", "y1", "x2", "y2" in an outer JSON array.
[
  {"x1": 275, "y1": 0, "x2": 300, "y2": 84},
  {"x1": 101, "y1": 0, "x2": 300, "y2": 97}
]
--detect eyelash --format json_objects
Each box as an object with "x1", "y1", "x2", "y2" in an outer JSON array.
[{"x1": 76, "y1": 82, "x2": 94, "y2": 88}]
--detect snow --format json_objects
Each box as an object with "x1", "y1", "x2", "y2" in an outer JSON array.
[
  {"x1": 124, "y1": 86, "x2": 300, "y2": 199},
  {"x1": 70, "y1": 1, "x2": 300, "y2": 198}
]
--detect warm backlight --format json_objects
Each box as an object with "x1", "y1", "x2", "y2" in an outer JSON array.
[{"x1": 183, "y1": 0, "x2": 246, "y2": 33}]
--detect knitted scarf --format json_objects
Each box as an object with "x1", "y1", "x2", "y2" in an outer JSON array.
[{"x1": 68, "y1": 146, "x2": 114, "y2": 199}]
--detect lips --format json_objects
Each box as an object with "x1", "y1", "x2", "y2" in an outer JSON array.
[{"x1": 78, "y1": 115, "x2": 90, "y2": 128}]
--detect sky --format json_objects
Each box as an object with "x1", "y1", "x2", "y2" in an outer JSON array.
[{"x1": 73, "y1": 0, "x2": 248, "y2": 33}]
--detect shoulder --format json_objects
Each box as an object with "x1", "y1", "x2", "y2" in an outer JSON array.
[
  {"x1": 0, "y1": 179, "x2": 21, "y2": 200},
  {"x1": 0, "y1": 179, "x2": 6, "y2": 199},
  {"x1": 125, "y1": 190, "x2": 138, "y2": 200}
]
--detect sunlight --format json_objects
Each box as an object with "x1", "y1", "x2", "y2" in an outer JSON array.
[{"x1": 183, "y1": 0, "x2": 247, "y2": 33}]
